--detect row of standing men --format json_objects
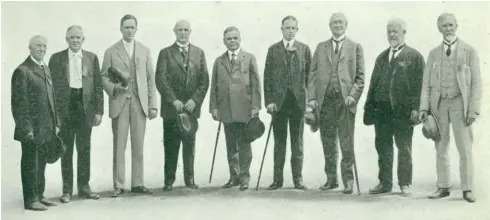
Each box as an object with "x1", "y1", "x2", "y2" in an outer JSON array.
[{"x1": 11, "y1": 12, "x2": 481, "y2": 211}]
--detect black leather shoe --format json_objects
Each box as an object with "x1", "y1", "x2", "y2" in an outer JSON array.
[
  {"x1": 428, "y1": 188, "x2": 450, "y2": 199},
  {"x1": 222, "y1": 180, "x2": 240, "y2": 188},
  {"x1": 343, "y1": 184, "x2": 353, "y2": 194},
  {"x1": 111, "y1": 188, "x2": 124, "y2": 197},
  {"x1": 319, "y1": 182, "x2": 339, "y2": 191},
  {"x1": 369, "y1": 183, "x2": 392, "y2": 194},
  {"x1": 239, "y1": 183, "x2": 249, "y2": 191},
  {"x1": 186, "y1": 184, "x2": 199, "y2": 189},
  {"x1": 400, "y1": 185, "x2": 412, "y2": 197},
  {"x1": 25, "y1": 202, "x2": 47, "y2": 211},
  {"x1": 131, "y1": 186, "x2": 153, "y2": 194},
  {"x1": 40, "y1": 198, "x2": 57, "y2": 206},
  {"x1": 163, "y1": 185, "x2": 173, "y2": 191},
  {"x1": 463, "y1": 191, "x2": 475, "y2": 203},
  {"x1": 79, "y1": 188, "x2": 100, "y2": 200},
  {"x1": 294, "y1": 180, "x2": 307, "y2": 190},
  {"x1": 268, "y1": 181, "x2": 283, "y2": 190},
  {"x1": 60, "y1": 193, "x2": 71, "y2": 203}
]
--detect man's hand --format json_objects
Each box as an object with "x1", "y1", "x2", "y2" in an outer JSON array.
[
  {"x1": 113, "y1": 83, "x2": 127, "y2": 96},
  {"x1": 419, "y1": 110, "x2": 428, "y2": 122},
  {"x1": 24, "y1": 132, "x2": 34, "y2": 142},
  {"x1": 266, "y1": 103, "x2": 277, "y2": 114},
  {"x1": 466, "y1": 111, "x2": 477, "y2": 126},
  {"x1": 410, "y1": 110, "x2": 419, "y2": 124},
  {"x1": 148, "y1": 109, "x2": 158, "y2": 120},
  {"x1": 93, "y1": 114, "x2": 102, "y2": 126},
  {"x1": 211, "y1": 109, "x2": 220, "y2": 121},
  {"x1": 308, "y1": 100, "x2": 318, "y2": 109},
  {"x1": 172, "y1": 100, "x2": 184, "y2": 113},
  {"x1": 251, "y1": 108, "x2": 260, "y2": 118},
  {"x1": 184, "y1": 99, "x2": 196, "y2": 112},
  {"x1": 345, "y1": 96, "x2": 357, "y2": 107}
]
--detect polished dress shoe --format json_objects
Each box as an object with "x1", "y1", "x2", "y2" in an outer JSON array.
[
  {"x1": 319, "y1": 182, "x2": 339, "y2": 191},
  {"x1": 131, "y1": 186, "x2": 153, "y2": 194},
  {"x1": 60, "y1": 193, "x2": 71, "y2": 203},
  {"x1": 369, "y1": 183, "x2": 392, "y2": 194},
  {"x1": 25, "y1": 202, "x2": 47, "y2": 211},
  {"x1": 222, "y1": 180, "x2": 240, "y2": 188},
  {"x1": 163, "y1": 185, "x2": 173, "y2": 191},
  {"x1": 400, "y1": 185, "x2": 411, "y2": 197},
  {"x1": 186, "y1": 184, "x2": 199, "y2": 189},
  {"x1": 79, "y1": 189, "x2": 100, "y2": 200},
  {"x1": 111, "y1": 188, "x2": 124, "y2": 197},
  {"x1": 343, "y1": 184, "x2": 353, "y2": 194},
  {"x1": 268, "y1": 181, "x2": 283, "y2": 190},
  {"x1": 294, "y1": 181, "x2": 307, "y2": 190},
  {"x1": 239, "y1": 183, "x2": 249, "y2": 191},
  {"x1": 40, "y1": 198, "x2": 57, "y2": 206},
  {"x1": 428, "y1": 188, "x2": 450, "y2": 199},
  {"x1": 463, "y1": 191, "x2": 476, "y2": 203}
]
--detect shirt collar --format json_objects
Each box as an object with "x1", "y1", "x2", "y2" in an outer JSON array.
[
  {"x1": 68, "y1": 48, "x2": 83, "y2": 58},
  {"x1": 176, "y1": 41, "x2": 190, "y2": 49},
  {"x1": 30, "y1": 55, "x2": 44, "y2": 66},
  {"x1": 122, "y1": 39, "x2": 134, "y2": 48},
  {"x1": 228, "y1": 48, "x2": 241, "y2": 58},
  {"x1": 283, "y1": 38, "x2": 295, "y2": 48},
  {"x1": 443, "y1": 37, "x2": 458, "y2": 47},
  {"x1": 332, "y1": 34, "x2": 346, "y2": 42},
  {"x1": 391, "y1": 42, "x2": 405, "y2": 51}
]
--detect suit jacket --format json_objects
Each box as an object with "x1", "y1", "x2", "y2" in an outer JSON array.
[
  {"x1": 101, "y1": 40, "x2": 157, "y2": 119},
  {"x1": 364, "y1": 45, "x2": 425, "y2": 127},
  {"x1": 49, "y1": 49, "x2": 104, "y2": 126},
  {"x1": 420, "y1": 39, "x2": 482, "y2": 120},
  {"x1": 11, "y1": 57, "x2": 59, "y2": 144},
  {"x1": 264, "y1": 40, "x2": 312, "y2": 112},
  {"x1": 308, "y1": 37, "x2": 365, "y2": 113},
  {"x1": 155, "y1": 43, "x2": 209, "y2": 119},
  {"x1": 209, "y1": 49, "x2": 262, "y2": 123}
]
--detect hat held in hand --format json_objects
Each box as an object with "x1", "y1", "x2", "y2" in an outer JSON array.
[
  {"x1": 243, "y1": 117, "x2": 265, "y2": 143},
  {"x1": 47, "y1": 134, "x2": 66, "y2": 164},
  {"x1": 108, "y1": 67, "x2": 130, "y2": 87},
  {"x1": 177, "y1": 110, "x2": 199, "y2": 136},
  {"x1": 422, "y1": 111, "x2": 441, "y2": 142},
  {"x1": 304, "y1": 106, "x2": 320, "y2": 132}
]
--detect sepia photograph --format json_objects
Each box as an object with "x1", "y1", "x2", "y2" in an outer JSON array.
[{"x1": 1, "y1": 1, "x2": 489, "y2": 219}]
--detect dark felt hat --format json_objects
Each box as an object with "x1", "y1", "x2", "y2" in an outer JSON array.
[
  {"x1": 243, "y1": 117, "x2": 265, "y2": 143},
  {"x1": 177, "y1": 110, "x2": 199, "y2": 136}
]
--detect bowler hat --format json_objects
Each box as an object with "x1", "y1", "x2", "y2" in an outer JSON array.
[
  {"x1": 304, "y1": 107, "x2": 320, "y2": 132},
  {"x1": 422, "y1": 112, "x2": 441, "y2": 142},
  {"x1": 177, "y1": 110, "x2": 199, "y2": 136},
  {"x1": 243, "y1": 117, "x2": 265, "y2": 143},
  {"x1": 108, "y1": 67, "x2": 130, "y2": 87},
  {"x1": 46, "y1": 134, "x2": 65, "y2": 164}
]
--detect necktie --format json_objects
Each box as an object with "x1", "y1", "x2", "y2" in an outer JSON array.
[
  {"x1": 181, "y1": 47, "x2": 188, "y2": 69},
  {"x1": 390, "y1": 44, "x2": 405, "y2": 62},
  {"x1": 231, "y1": 53, "x2": 236, "y2": 67},
  {"x1": 444, "y1": 39, "x2": 457, "y2": 56},
  {"x1": 286, "y1": 42, "x2": 290, "y2": 50},
  {"x1": 333, "y1": 38, "x2": 345, "y2": 54}
]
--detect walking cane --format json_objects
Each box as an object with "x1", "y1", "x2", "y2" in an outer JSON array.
[
  {"x1": 344, "y1": 102, "x2": 361, "y2": 195},
  {"x1": 209, "y1": 122, "x2": 222, "y2": 183},
  {"x1": 255, "y1": 114, "x2": 275, "y2": 191}
]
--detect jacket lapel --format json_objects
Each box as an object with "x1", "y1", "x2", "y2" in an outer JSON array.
[
  {"x1": 237, "y1": 50, "x2": 246, "y2": 72},
  {"x1": 220, "y1": 52, "x2": 231, "y2": 75},
  {"x1": 172, "y1": 44, "x2": 186, "y2": 71},
  {"x1": 278, "y1": 41, "x2": 288, "y2": 66},
  {"x1": 339, "y1": 38, "x2": 349, "y2": 61},
  {"x1": 61, "y1": 49, "x2": 70, "y2": 84},
  {"x1": 116, "y1": 40, "x2": 130, "y2": 68},
  {"x1": 324, "y1": 39, "x2": 332, "y2": 64}
]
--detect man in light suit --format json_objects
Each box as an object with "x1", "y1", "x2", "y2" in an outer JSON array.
[
  {"x1": 363, "y1": 19, "x2": 425, "y2": 196},
  {"x1": 308, "y1": 13, "x2": 365, "y2": 194},
  {"x1": 101, "y1": 14, "x2": 158, "y2": 197},
  {"x1": 209, "y1": 26, "x2": 261, "y2": 191},
  {"x1": 49, "y1": 25, "x2": 103, "y2": 203},
  {"x1": 12, "y1": 35, "x2": 59, "y2": 211},
  {"x1": 264, "y1": 16, "x2": 311, "y2": 190},
  {"x1": 155, "y1": 20, "x2": 209, "y2": 191},
  {"x1": 419, "y1": 13, "x2": 481, "y2": 203}
]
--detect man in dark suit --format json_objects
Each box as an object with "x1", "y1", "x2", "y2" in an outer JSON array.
[
  {"x1": 209, "y1": 26, "x2": 261, "y2": 191},
  {"x1": 264, "y1": 16, "x2": 311, "y2": 190},
  {"x1": 11, "y1": 35, "x2": 59, "y2": 211},
  {"x1": 363, "y1": 18, "x2": 424, "y2": 196},
  {"x1": 49, "y1": 25, "x2": 103, "y2": 203},
  {"x1": 155, "y1": 20, "x2": 209, "y2": 191},
  {"x1": 308, "y1": 13, "x2": 365, "y2": 194}
]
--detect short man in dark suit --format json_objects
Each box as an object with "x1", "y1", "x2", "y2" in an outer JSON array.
[
  {"x1": 155, "y1": 20, "x2": 209, "y2": 191},
  {"x1": 363, "y1": 18, "x2": 425, "y2": 196},
  {"x1": 49, "y1": 25, "x2": 103, "y2": 203},
  {"x1": 209, "y1": 26, "x2": 261, "y2": 191},
  {"x1": 264, "y1": 16, "x2": 311, "y2": 190},
  {"x1": 11, "y1": 35, "x2": 59, "y2": 211}
]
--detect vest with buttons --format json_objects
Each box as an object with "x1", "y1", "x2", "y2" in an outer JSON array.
[
  {"x1": 439, "y1": 51, "x2": 460, "y2": 99},
  {"x1": 327, "y1": 47, "x2": 342, "y2": 94}
]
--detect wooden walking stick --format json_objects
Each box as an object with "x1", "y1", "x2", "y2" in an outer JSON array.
[
  {"x1": 209, "y1": 122, "x2": 222, "y2": 183},
  {"x1": 255, "y1": 114, "x2": 275, "y2": 191},
  {"x1": 344, "y1": 104, "x2": 361, "y2": 195}
]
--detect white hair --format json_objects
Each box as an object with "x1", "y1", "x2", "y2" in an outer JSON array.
[
  {"x1": 387, "y1": 18, "x2": 407, "y2": 31},
  {"x1": 28, "y1": 34, "x2": 47, "y2": 48}
]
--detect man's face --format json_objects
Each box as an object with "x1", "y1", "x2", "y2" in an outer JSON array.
[
  {"x1": 281, "y1": 19, "x2": 298, "y2": 41},
  {"x1": 29, "y1": 37, "x2": 47, "y2": 61},
  {"x1": 66, "y1": 28, "x2": 85, "y2": 52},
  {"x1": 120, "y1": 19, "x2": 137, "y2": 42},
  {"x1": 329, "y1": 14, "x2": 347, "y2": 37},
  {"x1": 387, "y1": 24, "x2": 405, "y2": 47},
  {"x1": 438, "y1": 15, "x2": 458, "y2": 40},
  {"x1": 223, "y1": 30, "x2": 241, "y2": 51},
  {"x1": 174, "y1": 22, "x2": 191, "y2": 44}
]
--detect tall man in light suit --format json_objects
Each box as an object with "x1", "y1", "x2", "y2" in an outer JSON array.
[
  {"x1": 264, "y1": 16, "x2": 311, "y2": 190},
  {"x1": 49, "y1": 25, "x2": 103, "y2": 203},
  {"x1": 209, "y1": 26, "x2": 261, "y2": 191},
  {"x1": 308, "y1": 13, "x2": 365, "y2": 194},
  {"x1": 156, "y1": 20, "x2": 209, "y2": 191},
  {"x1": 101, "y1": 14, "x2": 158, "y2": 197},
  {"x1": 419, "y1": 13, "x2": 481, "y2": 203}
]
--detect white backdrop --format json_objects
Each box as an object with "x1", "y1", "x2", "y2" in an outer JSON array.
[{"x1": 1, "y1": 1, "x2": 490, "y2": 219}]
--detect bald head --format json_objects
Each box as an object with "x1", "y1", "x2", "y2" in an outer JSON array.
[
  {"x1": 29, "y1": 35, "x2": 47, "y2": 62},
  {"x1": 329, "y1": 13, "x2": 348, "y2": 37},
  {"x1": 174, "y1": 20, "x2": 192, "y2": 44},
  {"x1": 437, "y1": 13, "x2": 458, "y2": 41}
]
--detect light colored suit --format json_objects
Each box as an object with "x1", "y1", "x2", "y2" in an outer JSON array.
[
  {"x1": 101, "y1": 40, "x2": 157, "y2": 189},
  {"x1": 420, "y1": 39, "x2": 482, "y2": 191}
]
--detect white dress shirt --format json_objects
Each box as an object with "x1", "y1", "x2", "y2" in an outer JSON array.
[
  {"x1": 283, "y1": 39, "x2": 295, "y2": 49},
  {"x1": 443, "y1": 38, "x2": 458, "y2": 53},
  {"x1": 176, "y1": 41, "x2": 190, "y2": 52},
  {"x1": 332, "y1": 34, "x2": 346, "y2": 52},
  {"x1": 228, "y1": 48, "x2": 241, "y2": 61},
  {"x1": 122, "y1": 39, "x2": 134, "y2": 57},
  {"x1": 388, "y1": 43, "x2": 405, "y2": 62},
  {"x1": 30, "y1": 55, "x2": 45, "y2": 66},
  {"x1": 68, "y1": 49, "x2": 83, "y2": 88}
]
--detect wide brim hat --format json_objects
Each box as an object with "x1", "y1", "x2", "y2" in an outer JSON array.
[
  {"x1": 177, "y1": 110, "x2": 199, "y2": 136},
  {"x1": 422, "y1": 112, "x2": 441, "y2": 142},
  {"x1": 108, "y1": 67, "x2": 130, "y2": 87},
  {"x1": 46, "y1": 134, "x2": 65, "y2": 164},
  {"x1": 243, "y1": 117, "x2": 265, "y2": 143}
]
